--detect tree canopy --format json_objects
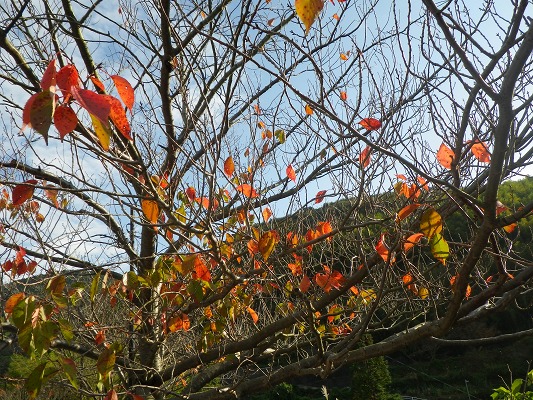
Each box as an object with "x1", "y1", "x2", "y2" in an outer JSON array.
[{"x1": 0, "y1": 0, "x2": 532, "y2": 399}]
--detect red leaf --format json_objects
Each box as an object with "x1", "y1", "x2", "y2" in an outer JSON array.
[
  {"x1": 299, "y1": 275, "x2": 311, "y2": 293},
  {"x1": 23, "y1": 91, "x2": 55, "y2": 142},
  {"x1": 436, "y1": 143, "x2": 455, "y2": 169},
  {"x1": 236, "y1": 184, "x2": 259, "y2": 198},
  {"x1": 315, "y1": 190, "x2": 327, "y2": 204},
  {"x1": 224, "y1": 156, "x2": 235, "y2": 177},
  {"x1": 40, "y1": 59, "x2": 56, "y2": 92},
  {"x1": 471, "y1": 141, "x2": 491, "y2": 163},
  {"x1": 12, "y1": 180, "x2": 38, "y2": 206},
  {"x1": 286, "y1": 164, "x2": 296, "y2": 183},
  {"x1": 95, "y1": 330, "x2": 106, "y2": 345},
  {"x1": 71, "y1": 86, "x2": 111, "y2": 126},
  {"x1": 359, "y1": 118, "x2": 381, "y2": 130},
  {"x1": 111, "y1": 75, "x2": 135, "y2": 110},
  {"x1": 56, "y1": 64, "x2": 80, "y2": 97},
  {"x1": 54, "y1": 105, "x2": 78, "y2": 140},
  {"x1": 103, "y1": 95, "x2": 132, "y2": 140},
  {"x1": 185, "y1": 187, "x2": 196, "y2": 201},
  {"x1": 104, "y1": 389, "x2": 118, "y2": 400},
  {"x1": 359, "y1": 146, "x2": 371, "y2": 168}
]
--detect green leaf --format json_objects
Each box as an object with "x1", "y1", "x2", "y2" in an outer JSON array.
[
  {"x1": 60, "y1": 357, "x2": 78, "y2": 389},
  {"x1": 123, "y1": 271, "x2": 139, "y2": 290},
  {"x1": 96, "y1": 348, "x2": 116, "y2": 380},
  {"x1": 275, "y1": 129, "x2": 286, "y2": 144},
  {"x1": 25, "y1": 362, "x2": 46, "y2": 399},
  {"x1": 58, "y1": 318, "x2": 74, "y2": 342},
  {"x1": 429, "y1": 232, "x2": 449, "y2": 264},
  {"x1": 90, "y1": 271, "x2": 101, "y2": 302}
]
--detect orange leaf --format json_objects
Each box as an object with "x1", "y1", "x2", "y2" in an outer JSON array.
[
  {"x1": 54, "y1": 105, "x2": 78, "y2": 140},
  {"x1": 471, "y1": 141, "x2": 491, "y2": 163},
  {"x1": 403, "y1": 233, "x2": 424, "y2": 252},
  {"x1": 333, "y1": 13, "x2": 340, "y2": 20},
  {"x1": 396, "y1": 203, "x2": 421, "y2": 222},
  {"x1": 417, "y1": 176, "x2": 429, "y2": 191},
  {"x1": 317, "y1": 221, "x2": 333, "y2": 238},
  {"x1": 224, "y1": 156, "x2": 235, "y2": 177},
  {"x1": 195, "y1": 196, "x2": 219, "y2": 210},
  {"x1": 286, "y1": 164, "x2": 297, "y2": 183},
  {"x1": 40, "y1": 59, "x2": 57, "y2": 92},
  {"x1": 104, "y1": 94, "x2": 132, "y2": 140},
  {"x1": 340, "y1": 91, "x2": 347, "y2": 101},
  {"x1": 315, "y1": 190, "x2": 327, "y2": 204},
  {"x1": 359, "y1": 146, "x2": 371, "y2": 168},
  {"x1": 12, "y1": 180, "x2": 38, "y2": 206},
  {"x1": 375, "y1": 233, "x2": 395, "y2": 263},
  {"x1": 247, "y1": 307, "x2": 259, "y2": 324},
  {"x1": 305, "y1": 104, "x2": 314, "y2": 115},
  {"x1": 315, "y1": 266, "x2": 344, "y2": 292},
  {"x1": 359, "y1": 118, "x2": 381, "y2": 130},
  {"x1": 340, "y1": 53, "x2": 348, "y2": 60},
  {"x1": 4, "y1": 293, "x2": 25, "y2": 314},
  {"x1": 436, "y1": 143, "x2": 455, "y2": 169},
  {"x1": 89, "y1": 74, "x2": 106, "y2": 92},
  {"x1": 503, "y1": 222, "x2": 517, "y2": 234},
  {"x1": 168, "y1": 313, "x2": 190, "y2": 332},
  {"x1": 236, "y1": 184, "x2": 259, "y2": 198},
  {"x1": 295, "y1": 0, "x2": 324, "y2": 34},
  {"x1": 71, "y1": 86, "x2": 111, "y2": 126},
  {"x1": 396, "y1": 174, "x2": 407, "y2": 181},
  {"x1": 111, "y1": 75, "x2": 135, "y2": 110},
  {"x1": 193, "y1": 259, "x2": 211, "y2": 282},
  {"x1": 262, "y1": 207, "x2": 273, "y2": 222},
  {"x1": 402, "y1": 273, "x2": 413, "y2": 285},
  {"x1": 141, "y1": 199, "x2": 159, "y2": 224}
]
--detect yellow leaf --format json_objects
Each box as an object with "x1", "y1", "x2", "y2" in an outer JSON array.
[
  {"x1": 420, "y1": 208, "x2": 442, "y2": 239},
  {"x1": 90, "y1": 114, "x2": 111, "y2": 151},
  {"x1": 418, "y1": 287, "x2": 429, "y2": 299},
  {"x1": 295, "y1": 0, "x2": 324, "y2": 35},
  {"x1": 142, "y1": 199, "x2": 159, "y2": 224},
  {"x1": 429, "y1": 232, "x2": 449, "y2": 264}
]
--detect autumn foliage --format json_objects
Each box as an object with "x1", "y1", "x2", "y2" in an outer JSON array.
[{"x1": 1, "y1": 1, "x2": 532, "y2": 399}]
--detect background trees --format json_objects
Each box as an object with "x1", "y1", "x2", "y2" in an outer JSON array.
[{"x1": 0, "y1": 0, "x2": 532, "y2": 399}]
